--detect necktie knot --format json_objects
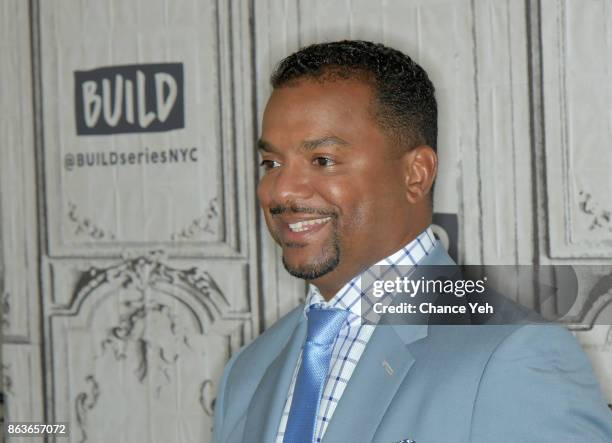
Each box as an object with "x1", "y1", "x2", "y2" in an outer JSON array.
[{"x1": 306, "y1": 308, "x2": 349, "y2": 346}]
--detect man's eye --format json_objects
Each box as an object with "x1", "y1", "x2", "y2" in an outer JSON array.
[
  {"x1": 260, "y1": 159, "x2": 281, "y2": 170},
  {"x1": 313, "y1": 157, "x2": 335, "y2": 167}
]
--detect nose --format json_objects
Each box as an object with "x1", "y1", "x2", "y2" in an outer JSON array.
[{"x1": 264, "y1": 163, "x2": 313, "y2": 204}]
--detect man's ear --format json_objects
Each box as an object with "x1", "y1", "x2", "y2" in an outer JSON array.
[{"x1": 401, "y1": 145, "x2": 437, "y2": 204}]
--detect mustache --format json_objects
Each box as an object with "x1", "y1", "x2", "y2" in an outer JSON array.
[{"x1": 269, "y1": 204, "x2": 337, "y2": 218}]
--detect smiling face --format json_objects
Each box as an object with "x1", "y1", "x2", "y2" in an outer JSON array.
[{"x1": 258, "y1": 78, "x2": 434, "y2": 298}]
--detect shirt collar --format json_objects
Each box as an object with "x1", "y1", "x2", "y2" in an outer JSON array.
[{"x1": 304, "y1": 226, "x2": 438, "y2": 322}]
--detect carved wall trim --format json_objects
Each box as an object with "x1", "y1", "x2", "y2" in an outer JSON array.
[
  {"x1": 74, "y1": 375, "x2": 100, "y2": 443},
  {"x1": 566, "y1": 269, "x2": 612, "y2": 330},
  {"x1": 199, "y1": 379, "x2": 214, "y2": 417},
  {"x1": 578, "y1": 191, "x2": 612, "y2": 234},
  {"x1": 51, "y1": 252, "x2": 234, "y2": 333}
]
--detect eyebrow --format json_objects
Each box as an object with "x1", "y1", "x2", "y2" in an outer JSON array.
[
  {"x1": 256, "y1": 139, "x2": 273, "y2": 152},
  {"x1": 301, "y1": 136, "x2": 349, "y2": 150},
  {"x1": 257, "y1": 136, "x2": 349, "y2": 152}
]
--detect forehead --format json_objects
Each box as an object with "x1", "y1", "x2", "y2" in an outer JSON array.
[{"x1": 262, "y1": 78, "x2": 380, "y2": 141}]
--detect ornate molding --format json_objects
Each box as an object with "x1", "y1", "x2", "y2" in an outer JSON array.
[
  {"x1": 50, "y1": 252, "x2": 236, "y2": 401},
  {"x1": 74, "y1": 375, "x2": 100, "y2": 443},
  {"x1": 67, "y1": 202, "x2": 116, "y2": 241},
  {"x1": 199, "y1": 379, "x2": 214, "y2": 417},
  {"x1": 56, "y1": 251, "x2": 231, "y2": 334},
  {"x1": 100, "y1": 296, "x2": 194, "y2": 396},
  {"x1": 1, "y1": 290, "x2": 9, "y2": 330},
  {"x1": 578, "y1": 191, "x2": 612, "y2": 232},
  {"x1": 566, "y1": 270, "x2": 612, "y2": 330},
  {"x1": 170, "y1": 197, "x2": 219, "y2": 241},
  {"x1": 2, "y1": 363, "x2": 13, "y2": 397}
]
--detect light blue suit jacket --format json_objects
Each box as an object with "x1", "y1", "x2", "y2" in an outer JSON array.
[{"x1": 213, "y1": 244, "x2": 612, "y2": 442}]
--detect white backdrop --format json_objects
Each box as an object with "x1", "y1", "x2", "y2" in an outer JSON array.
[{"x1": 1, "y1": 1, "x2": 611, "y2": 442}]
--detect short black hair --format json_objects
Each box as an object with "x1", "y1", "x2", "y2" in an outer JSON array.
[{"x1": 270, "y1": 40, "x2": 437, "y2": 152}]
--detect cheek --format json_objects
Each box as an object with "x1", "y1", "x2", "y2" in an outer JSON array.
[
  {"x1": 257, "y1": 179, "x2": 275, "y2": 229},
  {"x1": 329, "y1": 180, "x2": 403, "y2": 236},
  {"x1": 257, "y1": 178, "x2": 271, "y2": 207},
  {"x1": 321, "y1": 183, "x2": 375, "y2": 231},
  {"x1": 256, "y1": 177, "x2": 265, "y2": 200},
  {"x1": 342, "y1": 203, "x2": 369, "y2": 237}
]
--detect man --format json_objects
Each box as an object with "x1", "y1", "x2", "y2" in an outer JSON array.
[{"x1": 213, "y1": 40, "x2": 612, "y2": 442}]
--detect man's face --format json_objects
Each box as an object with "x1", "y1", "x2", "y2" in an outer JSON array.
[{"x1": 258, "y1": 78, "x2": 416, "y2": 291}]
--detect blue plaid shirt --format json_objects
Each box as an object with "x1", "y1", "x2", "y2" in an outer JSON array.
[{"x1": 276, "y1": 227, "x2": 438, "y2": 442}]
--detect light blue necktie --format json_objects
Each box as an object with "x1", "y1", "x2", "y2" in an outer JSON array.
[{"x1": 283, "y1": 307, "x2": 349, "y2": 443}]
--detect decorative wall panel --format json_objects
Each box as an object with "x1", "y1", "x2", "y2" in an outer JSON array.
[
  {"x1": 0, "y1": 0, "x2": 39, "y2": 342},
  {"x1": 0, "y1": 0, "x2": 45, "y2": 435},
  {"x1": 32, "y1": 1, "x2": 259, "y2": 441},
  {"x1": 39, "y1": 0, "x2": 252, "y2": 258},
  {"x1": 541, "y1": 0, "x2": 612, "y2": 258},
  {"x1": 473, "y1": 0, "x2": 534, "y2": 266},
  {"x1": 45, "y1": 253, "x2": 251, "y2": 442}
]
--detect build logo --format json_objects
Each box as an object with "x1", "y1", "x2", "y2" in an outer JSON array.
[{"x1": 74, "y1": 63, "x2": 184, "y2": 135}]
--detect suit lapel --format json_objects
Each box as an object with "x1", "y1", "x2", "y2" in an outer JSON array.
[
  {"x1": 242, "y1": 315, "x2": 306, "y2": 443},
  {"x1": 322, "y1": 243, "x2": 454, "y2": 442},
  {"x1": 322, "y1": 323, "x2": 427, "y2": 443}
]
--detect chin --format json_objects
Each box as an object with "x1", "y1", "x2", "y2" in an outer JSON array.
[{"x1": 282, "y1": 249, "x2": 340, "y2": 281}]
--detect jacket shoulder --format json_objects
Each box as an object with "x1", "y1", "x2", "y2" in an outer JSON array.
[
  {"x1": 470, "y1": 324, "x2": 612, "y2": 441},
  {"x1": 221, "y1": 306, "x2": 303, "y2": 402},
  {"x1": 214, "y1": 306, "x2": 303, "y2": 441},
  {"x1": 234, "y1": 306, "x2": 303, "y2": 370}
]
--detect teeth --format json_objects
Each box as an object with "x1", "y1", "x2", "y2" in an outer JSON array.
[{"x1": 288, "y1": 217, "x2": 331, "y2": 232}]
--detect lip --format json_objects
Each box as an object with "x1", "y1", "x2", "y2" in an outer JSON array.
[{"x1": 276, "y1": 216, "x2": 333, "y2": 244}]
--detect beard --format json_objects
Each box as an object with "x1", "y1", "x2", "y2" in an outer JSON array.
[
  {"x1": 267, "y1": 203, "x2": 341, "y2": 280},
  {"x1": 281, "y1": 226, "x2": 341, "y2": 280}
]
